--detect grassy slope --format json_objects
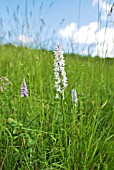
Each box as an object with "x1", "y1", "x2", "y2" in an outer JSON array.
[{"x1": 0, "y1": 44, "x2": 114, "y2": 170}]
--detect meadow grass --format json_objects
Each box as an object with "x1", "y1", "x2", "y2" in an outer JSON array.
[{"x1": 0, "y1": 44, "x2": 114, "y2": 170}]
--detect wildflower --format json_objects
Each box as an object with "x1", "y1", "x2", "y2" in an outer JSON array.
[
  {"x1": 53, "y1": 44, "x2": 68, "y2": 99},
  {"x1": 34, "y1": 161, "x2": 37, "y2": 170},
  {"x1": 55, "y1": 93, "x2": 59, "y2": 99},
  {"x1": 0, "y1": 76, "x2": 12, "y2": 92},
  {"x1": 71, "y1": 89, "x2": 78, "y2": 106},
  {"x1": 21, "y1": 79, "x2": 28, "y2": 97}
]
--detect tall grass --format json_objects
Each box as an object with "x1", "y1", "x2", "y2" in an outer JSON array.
[
  {"x1": 0, "y1": 1, "x2": 114, "y2": 169},
  {"x1": 0, "y1": 44, "x2": 114, "y2": 170}
]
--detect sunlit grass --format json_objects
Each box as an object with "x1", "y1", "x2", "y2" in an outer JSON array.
[{"x1": 0, "y1": 44, "x2": 114, "y2": 170}]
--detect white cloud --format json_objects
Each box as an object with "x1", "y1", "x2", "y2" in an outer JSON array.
[
  {"x1": 18, "y1": 35, "x2": 34, "y2": 43},
  {"x1": 59, "y1": 23, "x2": 77, "y2": 38},
  {"x1": 58, "y1": 22, "x2": 114, "y2": 58},
  {"x1": 92, "y1": 0, "x2": 111, "y2": 20},
  {"x1": 59, "y1": 22, "x2": 98, "y2": 44},
  {"x1": 94, "y1": 27, "x2": 114, "y2": 58},
  {"x1": 74, "y1": 22, "x2": 98, "y2": 44}
]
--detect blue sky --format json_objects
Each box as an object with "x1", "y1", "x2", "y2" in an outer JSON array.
[
  {"x1": 0, "y1": 0, "x2": 98, "y2": 27},
  {"x1": 0, "y1": 0, "x2": 114, "y2": 57}
]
